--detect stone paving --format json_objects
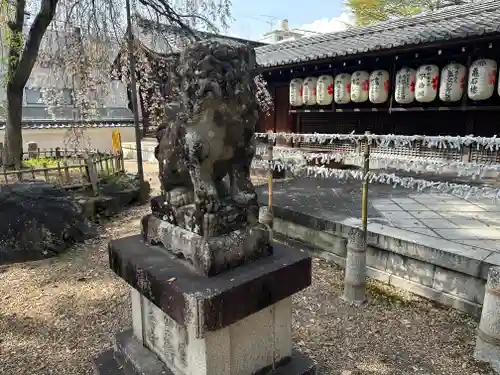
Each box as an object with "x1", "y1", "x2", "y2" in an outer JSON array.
[
  {"x1": 255, "y1": 177, "x2": 500, "y2": 252},
  {"x1": 370, "y1": 194, "x2": 500, "y2": 252}
]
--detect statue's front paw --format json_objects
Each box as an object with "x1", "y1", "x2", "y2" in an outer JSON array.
[{"x1": 196, "y1": 190, "x2": 219, "y2": 213}]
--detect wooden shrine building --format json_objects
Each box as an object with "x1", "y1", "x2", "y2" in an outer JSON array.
[{"x1": 254, "y1": 0, "x2": 500, "y2": 163}]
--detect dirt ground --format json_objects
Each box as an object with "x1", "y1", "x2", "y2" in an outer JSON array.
[{"x1": 0, "y1": 164, "x2": 494, "y2": 375}]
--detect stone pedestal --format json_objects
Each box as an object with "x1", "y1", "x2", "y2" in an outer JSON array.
[
  {"x1": 474, "y1": 266, "x2": 500, "y2": 373},
  {"x1": 342, "y1": 227, "x2": 367, "y2": 305},
  {"x1": 93, "y1": 234, "x2": 316, "y2": 375}
]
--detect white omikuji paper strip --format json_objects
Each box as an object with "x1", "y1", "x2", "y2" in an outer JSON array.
[
  {"x1": 254, "y1": 146, "x2": 500, "y2": 179},
  {"x1": 255, "y1": 131, "x2": 500, "y2": 151},
  {"x1": 251, "y1": 159, "x2": 500, "y2": 200}
]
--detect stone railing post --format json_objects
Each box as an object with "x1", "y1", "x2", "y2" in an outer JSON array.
[
  {"x1": 343, "y1": 227, "x2": 367, "y2": 305},
  {"x1": 259, "y1": 144, "x2": 274, "y2": 229},
  {"x1": 474, "y1": 266, "x2": 500, "y2": 372}
]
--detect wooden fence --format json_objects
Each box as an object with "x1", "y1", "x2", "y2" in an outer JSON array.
[{"x1": 1, "y1": 151, "x2": 125, "y2": 195}]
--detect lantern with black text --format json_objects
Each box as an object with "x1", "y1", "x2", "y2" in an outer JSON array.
[
  {"x1": 395, "y1": 67, "x2": 416, "y2": 104},
  {"x1": 289, "y1": 78, "x2": 304, "y2": 106},
  {"x1": 351, "y1": 71, "x2": 369, "y2": 103},
  {"x1": 439, "y1": 63, "x2": 466, "y2": 102},
  {"x1": 334, "y1": 73, "x2": 351, "y2": 104},
  {"x1": 415, "y1": 64, "x2": 439, "y2": 103},
  {"x1": 316, "y1": 75, "x2": 334, "y2": 105},
  {"x1": 369, "y1": 70, "x2": 390, "y2": 104},
  {"x1": 303, "y1": 76, "x2": 318, "y2": 106},
  {"x1": 468, "y1": 58, "x2": 497, "y2": 101}
]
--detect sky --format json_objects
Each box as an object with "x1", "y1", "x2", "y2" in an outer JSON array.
[{"x1": 226, "y1": 0, "x2": 354, "y2": 41}]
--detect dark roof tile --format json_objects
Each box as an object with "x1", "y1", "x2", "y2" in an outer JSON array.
[{"x1": 256, "y1": 0, "x2": 500, "y2": 68}]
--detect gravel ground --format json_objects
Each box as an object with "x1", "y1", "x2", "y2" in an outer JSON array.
[{"x1": 0, "y1": 170, "x2": 494, "y2": 375}]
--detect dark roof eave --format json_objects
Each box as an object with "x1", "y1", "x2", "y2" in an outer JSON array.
[{"x1": 258, "y1": 32, "x2": 500, "y2": 71}]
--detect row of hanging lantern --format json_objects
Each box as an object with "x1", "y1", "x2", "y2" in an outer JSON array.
[{"x1": 289, "y1": 58, "x2": 498, "y2": 106}]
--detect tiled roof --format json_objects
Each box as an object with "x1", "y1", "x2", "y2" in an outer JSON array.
[
  {"x1": 0, "y1": 119, "x2": 134, "y2": 131},
  {"x1": 255, "y1": 0, "x2": 500, "y2": 68},
  {"x1": 135, "y1": 17, "x2": 265, "y2": 54}
]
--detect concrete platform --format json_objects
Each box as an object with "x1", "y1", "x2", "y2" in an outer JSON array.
[{"x1": 255, "y1": 177, "x2": 500, "y2": 317}]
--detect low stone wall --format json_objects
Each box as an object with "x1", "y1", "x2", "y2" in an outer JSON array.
[{"x1": 264, "y1": 205, "x2": 498, "y2": 318}]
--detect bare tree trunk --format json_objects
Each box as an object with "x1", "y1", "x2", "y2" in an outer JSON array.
[
  {"x1": 2, "y1": 0, "x2": 59, "y2": 168},
  {"x1": 3, "y1": 84, "x2": 23, "y2": 168}
]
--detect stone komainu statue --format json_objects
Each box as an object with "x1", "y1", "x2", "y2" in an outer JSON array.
[{"x1": 144, "y1": 40, "x2": 270, "y2": 276}]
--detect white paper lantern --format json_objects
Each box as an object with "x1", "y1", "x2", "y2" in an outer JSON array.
[
  {"x1": 289, "y1": 78, "x2": 304, "y2": 106},
  {"x1": 369, "y1": 70, "x2": 390, "y2": 104},
  {"x1": 415, "y1": 64, "x2": 439, "y2": 103},
  {"x1": 334, "y1": 73, "x2": 351, "y2": 104},
  {"x1": 350, "y1": 71, "x2": 369, "y2": 103},
  {"x1": 439, "y1": 63, "x2": 466, "y2": 102},
  {"x1": 395, "y1": 68, "x2": 416, "y2": 104},
  {"x1": 468, "y1": 58, "x2": 497, "y2": 101},
  {"x1": 303, "y1": 76, "x2": 318, "y2": 106},
  {"x1": 316, "y1": 75, "x2": 334, "y2": 106}
]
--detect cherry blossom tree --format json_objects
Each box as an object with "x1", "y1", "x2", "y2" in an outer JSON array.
[{"x1": 1, "y1": 0, "x2": 268, "y2": 168}]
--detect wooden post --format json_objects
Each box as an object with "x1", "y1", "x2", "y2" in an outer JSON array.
[
  {"x1": 361, "y1": 131, "x2": 371, "y2": 235},
  {"x1": 16, "y1": 165, "x2": 22, "y2": 181},
  {"x1": 63, "y1": 160, "x2": 70, "y2": 184},
  {"x1": 110, "y1": 152, "x2": 116, "y2": 175},
  {"x1": 57, "y1": 161, "x2": 63, "y2": 184},
  {"x1": 30, "y1": 166, "x2": 36, "y2": 180},
  {"x1": 86, "y1": 156, "x2": 99, "y2": 195},
  {"x1": 343, "y1": 227, "x2": 367, "y2": 305},
  {"x1": 104, "y1": 156, "x2": 110, "y2": 176},
  {"x1": 77, "y1": 159, "x2": 85, "y2": 184},
  {"x1": 99, "y1": 156, "x2": 104, "y2": 174},
  {"x1": 3, "y1": 167, "x2": 8, "y2": 184},
  {"x1": 43, "y1": 163, "x2": 49, "y2": 182},
  {"x1": 475, "y1": 266, "x2": 500, "y2": 372}
]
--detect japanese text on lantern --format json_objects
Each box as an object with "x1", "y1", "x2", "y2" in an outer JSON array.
[
  {"x1": 369, "y1": 70, "x2": 389, "y2": 104},
  {"x1": 395, "y1": 68, "x2": 415, "y2": 104},
  {"x1": 334, "y1": 73, "x2": 351, "y2": 104},
  {"x1": 439, "y1": 63, "x2": 465, "y2": 103},
  {"x1": 468, "y1": 58, "x2": 497, "y2": 101}
]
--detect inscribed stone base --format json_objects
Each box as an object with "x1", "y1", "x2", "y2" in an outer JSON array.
[
  {"x1": 92, "y1": 330, "x2": 316, "y2": 375},
  {"x1": 132, "y1": 288, "x2": 297, "y2": 374},
  {"x1": 99, "y1": 234, "x2": 315, "y2": 375}
]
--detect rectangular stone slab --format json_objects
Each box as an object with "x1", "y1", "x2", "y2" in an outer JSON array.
[
  {"x1": 92, "y1": 329, "x2": 316, "y2": 375},
  {"x1": 108, "y1": 234, "x2": 312, "y2": 336}
]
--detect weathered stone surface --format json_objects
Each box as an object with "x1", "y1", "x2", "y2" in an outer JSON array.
[
  {"x1": 108, "y1": 234, "x2": 311, "y2": 335},
  {"x1": 142, "y1": 214, "x2": 272, "y2": 276},
  {"x1": 475, "y1": 266, "x2": 500, "y2": 372},
  {"x1": 154, "y1": 40, "x2": 259, "y2": 239},
  {"x1": 93, "y1": 330, "x2": 316, "y2": 375},
  {"x1": 343, "y1": 227, "x2": 367, "y2": 304},
  {"x1": 150, "y1": 195, "x2": 251, "y2": 237},
  {"x1": 0, "y1": 182, "x2": 93, "y2": 264},
  {"x1": 269, "y1": 214, "x2": 485, "y2": 316}
]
